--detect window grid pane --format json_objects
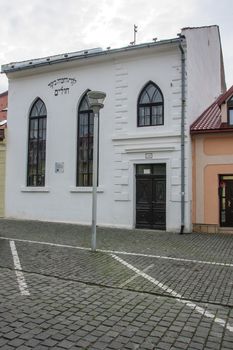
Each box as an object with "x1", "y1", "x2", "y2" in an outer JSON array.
[
  {"x1": 77, "y1": 98, "x2": 98, "y2": 187},
  {"x1": 27, "y1": 99, "x2": 47, "y2": 187},
  {"x1": 138, "y1": 82, "x2": 164, "y2": 127},
  {"x1": 229, "y1": 109, "x2": 233, "y2": 125},
  {"x1": 152, "y1": 105, "x2": 163, "y2": 125},
  {"x1": 139, "y1": 106, "x2": 151, "y2": 126}
]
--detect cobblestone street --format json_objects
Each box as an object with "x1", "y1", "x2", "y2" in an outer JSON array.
[{"x1": 0, "y1": 219, "x2": 233, "y2": 349}]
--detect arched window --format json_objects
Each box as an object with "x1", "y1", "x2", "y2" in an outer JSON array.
[
  {"x1": 27, "y1": 98, "x2": 47, "y2": 186},
  {"x1": 77, "y1": 93, "x2": 95, "y2": 186},
  {"x1": 137, "y1": 81, "x2": 164, "y2": 127}
]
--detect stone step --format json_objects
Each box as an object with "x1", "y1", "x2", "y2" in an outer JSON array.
[{"x1": 218, "y1": 227, "x2": 233, "y2": 234}]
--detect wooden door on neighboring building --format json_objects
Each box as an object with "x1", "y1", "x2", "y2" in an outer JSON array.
[
  {"x1": 0, "y1": 142, "x2": 6, "y2": 217},
  {"x1": 219, "y1": 175, "x2": 233, "y2": 227},
  {"x1": 136, "y1": 164, "x2": 166, "y2": 230}
]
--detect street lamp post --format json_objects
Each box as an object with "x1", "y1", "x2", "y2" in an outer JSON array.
[{"x1": 87, "y1": 91, "x2": 106, "y2": 252}]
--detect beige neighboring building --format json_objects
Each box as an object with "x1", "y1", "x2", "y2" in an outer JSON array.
[
  {"x1": 0, "y1": 91, "x2": 8, "y2": 217},
  {"x1": 191, "y1": 86, "x2": 233, "y2": 234}
]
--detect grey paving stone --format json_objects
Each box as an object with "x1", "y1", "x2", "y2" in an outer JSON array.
[
  {"x1": 2, "y1": 331, "x2": 19, "y2": 340},
  {"x1": 7, "y1": 338, "x2": 25, "y2": 347},
  {"x1": 33, "y1": 346, "x2": 50, "y2": 350},
  {"x1": 40, "y1": 338, "x2": 58, "y2": 347},
  {"x1": 108, "y1": 341, "x2": 125, "y2": 349},
  {"x1": 140, "y1": 342, "x2": 156, "y2": 350},
  {"x1": 0, "y1": 338, "x2": 8, "y2": 347},
  {"x1": 51, "y1": 333, "x2": 67, "y2": 341},
  {"x1": 58, "y1": 339, "x2": 75, "y2": 349},
  {"x1": 24, "y1": 338, "x2": 41, "y2": 347},
  {"x1": 0, "y1": 219, "x2": 233, "y2": 350},
  {"x1": 0, "y1": 346, "x2": 15, "y2": 350},
  {"x1": 75, "y1": 339, "x2": 91, "y2": 348}
]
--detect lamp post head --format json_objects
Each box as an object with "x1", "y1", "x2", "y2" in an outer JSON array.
[{"x1": 87, "y1": 91, "x2": 106, "y2": 113}]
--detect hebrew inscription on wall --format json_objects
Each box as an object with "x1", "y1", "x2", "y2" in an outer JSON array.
[{"x1": 48, "y1": 78, "x2": 77, "y2": 96}]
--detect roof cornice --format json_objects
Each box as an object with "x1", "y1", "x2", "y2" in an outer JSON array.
[{"x1": 1, "y1": 38, "x2": 183, "y2": 74}]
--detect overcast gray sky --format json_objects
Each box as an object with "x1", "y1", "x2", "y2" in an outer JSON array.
[{"x1": 0, "y1": 0, "x2": 232, "y2": 92}]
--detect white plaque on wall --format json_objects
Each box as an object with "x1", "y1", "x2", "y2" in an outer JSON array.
[
  {"x1": 55, "y1": 162, "x2": 64, "y2": 173},
  {"x1": 145, "y1": 152, "x2": 153, "y2": 159}
]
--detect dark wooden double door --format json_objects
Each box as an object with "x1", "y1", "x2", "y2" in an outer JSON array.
[
  {"x1": 220, "y1": 178, "x2": 233, "y2": 227},
  {"x1": 136, "y1": 174, "x2": 166, "y2": 230}
]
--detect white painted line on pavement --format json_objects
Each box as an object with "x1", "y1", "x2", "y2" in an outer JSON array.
[
  {"x1": 9, "y1": 240, "x2": 30, "y2": 296},
  {"x1": 119, "y1": 264, "x2": 154, "y2": 288},
  {"x1": 111, "y1": 254, "x2": 233, "y2": 333},
  {"x1": 0, "y1": 236, "x2": 233, "y2": 267},
  {"x1": 0, "y1": 236, "x2": 90, "y2": 251},
  {"x1": 101, "y1": 249, "x2": 233, "y2": 267}
]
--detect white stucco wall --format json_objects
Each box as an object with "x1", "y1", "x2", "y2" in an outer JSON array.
[
  {"x1": 5, "y1": 27, "x2": 225, "y2": 232},
  {"x1": 182, "y1": 25, "x2": 225, "y2": 123},
  {"x1": 6, "y1": 43, "x2": 190, "y2": 231}
]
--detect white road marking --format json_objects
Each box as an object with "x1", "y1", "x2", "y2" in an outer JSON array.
[
  {"x1": 2, "y1": 236, "x2": 233, "y2": 331},
  {"x1": 0, "y1": 236, "x2": 90, "y2": 251},
  {"x1": 119, "y1": 264, "x2": 154, "y2": 288},
  {"x1": 111, "y1": 254, "x2": 233, "y2": 333},
  {"x1": 9, "y1": 240, "x2": 30, "y2": 296},
  {"x1": 103, "y1": 250, "x2": 233, "y2": 268},
  {"x1": 0, "y1": 236, "x2": 232, "y2": 268}
]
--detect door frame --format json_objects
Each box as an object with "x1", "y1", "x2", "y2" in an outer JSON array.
[
  {"x1": 219, "y1": 174, "x2": 233, "y2": 227},
  {"x1": 133, "y1": 162, "x2": 167, "y2": 230}
]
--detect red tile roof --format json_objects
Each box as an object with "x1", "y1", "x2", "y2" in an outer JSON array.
[{"x1": 190, "y1": 85, "x2": 233, "y2": 134}]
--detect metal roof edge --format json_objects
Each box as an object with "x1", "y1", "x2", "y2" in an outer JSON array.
[
  {"x1": 191, "y1": 128, "x2": 233, "y2": 135},
  {"x1": 1, "y1": 38, "x2": 182, "y2": 74}
]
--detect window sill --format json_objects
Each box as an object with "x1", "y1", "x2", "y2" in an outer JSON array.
[
  {"x1": 70, "y1": 186, "x2": 104, "y2": 193},
  {"x1": 21, "y1": 186, "x2": 50, "y2": 193}
]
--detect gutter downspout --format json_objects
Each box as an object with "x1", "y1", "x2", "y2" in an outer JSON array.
[{"x1": 179, "y1": 38, "x2": 185, "y2": 234}]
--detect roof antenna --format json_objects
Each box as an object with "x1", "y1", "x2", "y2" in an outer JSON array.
[{"x1": 130, "y1": 24, "x2": 138, "y2": 45}]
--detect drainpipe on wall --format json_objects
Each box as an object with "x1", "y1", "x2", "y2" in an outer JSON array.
[{"x1": 179, "y1": 38, "x2": 185, "y2": 234}]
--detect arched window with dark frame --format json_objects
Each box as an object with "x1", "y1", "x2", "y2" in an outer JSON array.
[
  {"x1": 77, "y1": 92, "x2": 95, "y2": 186},
  {"x1": 137, "y1": 81, "x2": 164, "y2": 127},
  {"x1": 27, "y1": 98, "x2": 47, "y2": 186}
]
